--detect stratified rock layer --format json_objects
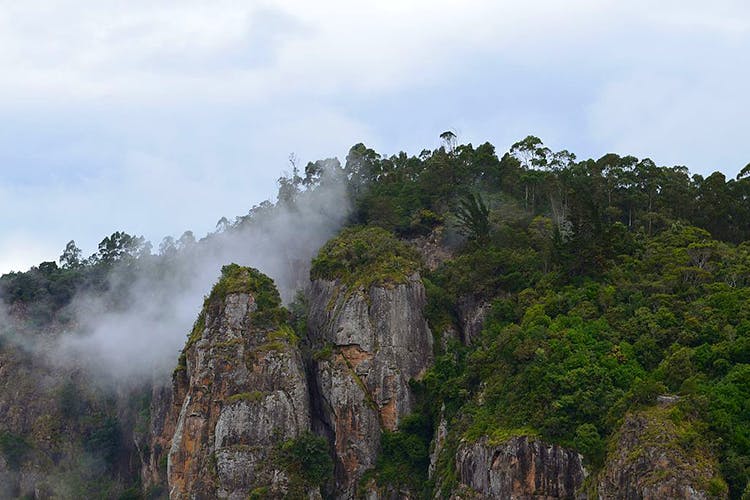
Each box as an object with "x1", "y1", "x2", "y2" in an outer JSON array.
[{"x1": 308, "y1": 274, "x2": 433, "y2": 498}]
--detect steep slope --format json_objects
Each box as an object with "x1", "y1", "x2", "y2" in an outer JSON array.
[
  {"x1": 155, "y1": 265, "x2": 319, "y2": 499},
  {"x1": 0, "y1": 325, "x2": 142, "y2": 498},
  {"x1": 597, "y1": 403, "x2": 727, "y2": 499},
  {"x1": 451, "y1": 435, "x2": 585, "y2": 499},
  {"x1": 308, "y1": 274, "x2": 433, "y2": 496},
  {"x1": 307, "y1": 227, "x2": 434, "y2": 497}
]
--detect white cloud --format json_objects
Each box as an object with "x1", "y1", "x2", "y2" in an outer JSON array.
[
  {"x1": 1, "y1": 1, "x2": 749, "y2": 273},
  {"x1": 0, "y1": 232, "x2": 59, "y2": 273}
]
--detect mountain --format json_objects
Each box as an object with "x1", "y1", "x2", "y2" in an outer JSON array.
[{"x1": 0, "y1": 136, "x2": 747, "y2": 499}]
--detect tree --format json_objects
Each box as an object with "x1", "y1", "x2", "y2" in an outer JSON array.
[
  {"x1": 345, "y1": 143, "x2": 381, "y2": 195},
  {"x1": 277, "y1": 153, "x2": 304, "y2": 208},
  {"x1": 277, "y1": 175, "x2": 299, "y2": 208},
  {"x1": 510, "y1": 135, "x2": 550, "y2": 170},
  {"x1": 455, "y1": 192, "x2": 490, "y2": 242},
  {"x1": 303, "y1": 158, "x2": 343, "y2": 188},
  {"x1": 177, "y1": 231, "x2": 196, "y2": 250},
  {"x1": 159, "y1": 236, "x2": 177, "y2": 257},
  {"x1": 59, "y1": 240, "x2": 82, "y2": 269},
  {"x1": 215, "y1": 216, "x2": 230, "y2": 232},
  {"x1": 96, "y1": 231, "x2": 145, "y2": 264},
  {"x1": 440, "y1": 130, "x2": 457, "y2": 153}
]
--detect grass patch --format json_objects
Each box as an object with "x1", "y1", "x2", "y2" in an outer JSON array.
[{"x1": 313, "y1": 343, "x2": 334, "y2": 361}]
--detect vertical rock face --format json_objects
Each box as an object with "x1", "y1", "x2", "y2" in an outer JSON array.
[
  {"x1": 456, "y1": 296, "x2": 491, "y2": 346},
  {"x1": 163, "y1": 266, "x2": 314, "y2": 499},
  {"x1": 452, "y1": 436, "x2": 585, "y2": 499},
  {"x1": 308, "y1": 273, "x2": 434, "y2": 498},
  {"x1": 597, "y1": 407, "x2": 726, "y2": 500}
]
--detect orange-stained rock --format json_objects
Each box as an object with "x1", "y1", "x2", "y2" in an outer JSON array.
[
  {"x1": 308, "y1": 274, "x2": 434, "y2": 498},
  {"x1": 452, "y1": 435, "x2": 585, "y2": 499},
  {"x1": 146, "y1": 267, "x2": 318, "y2": 499}
]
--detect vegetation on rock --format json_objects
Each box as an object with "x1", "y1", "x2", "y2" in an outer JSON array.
[
  {"x1": 310, "y1": 226, "x2": 422, "y2": 290},
  {"x1": 2, "y1": 133, "x2": 750, "y2": 498}
]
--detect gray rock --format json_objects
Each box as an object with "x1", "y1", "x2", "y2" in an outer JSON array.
[
  {"x1": 308, "y1": 274, "x2": 434, "y2": 498},
  {"x1": 597, "y1": 409, "x2": 725, "y2": 499},
  {"x1": 165, "y1": 290, "x2": 313, "y2": 499},
  {"x1": 453, "y1": 435, "x2": 586, "y2": 499},
  {"x1": 457, "y1": 296, "x2": 492, "y2": 345}
]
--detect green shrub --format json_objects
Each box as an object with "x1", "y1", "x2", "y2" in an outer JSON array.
[
  {"x1": 310, "y1": 226, "x2": 421, "y2": 290},
  {"x1": 0, "y1": 431, "x2": 30, "y2": 470},
  {"x1": 277, "y1": 432, "x2": 333, "y2": 491},
  {"x1": 227, "y1": 391, "x2": 265, "y2": 404},
  {"x1": 183, "y1": 265, "x2": 288, "y2": 355}
]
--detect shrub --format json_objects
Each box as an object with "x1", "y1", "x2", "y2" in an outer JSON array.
[
  {"x1": 311, "y1": 227, "x2": 421, "y2": 290},
  {"x1": 277, "y1": 432, "x2": 333, "y2": 491}
]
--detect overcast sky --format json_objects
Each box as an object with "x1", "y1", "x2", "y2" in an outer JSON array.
[{"x1": 1, "y1": 1, "x2": 748, "y2": 273}]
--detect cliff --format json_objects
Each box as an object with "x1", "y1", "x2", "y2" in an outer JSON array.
[
  {"x1": 157, "y1": 265, "x2": 319, "y2": 499},
  {"x1": 449, "y1": 435, "x2": 585, "y2": 499},
  {"x1": 307, "y1": 273, "x2": 434, "y2": 497},
  {"x1": 596, "y1": 404, "x2": 727, "y2": 499},
  {"x1": 0, "y1": 325, "x2": 142, "y2": 498}
]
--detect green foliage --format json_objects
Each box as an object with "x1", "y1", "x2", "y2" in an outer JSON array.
[
  {"x1": 373, "y1": 413, "x2": 433, "y2": 494},
  {"x1": 204, "y1": 264, "x2": 284, "y2": 322},
  {"x1": 96, "y1": 231, "x2": 147, "y2": 265},
  {"x1": 5, "y1": 134, "x2": 750, "y2": 498},
  {"x1": 248, "y1": 486, "x2": 270, "y2": 499},
  {"x1": 574, "y1": 424, "x2": 605, "y2": 467},
  {"x1": 0, "y1": 430, "x2": 30, "y2": 470},
  {"x1": 416, "y1": 220, "x2": 750, "y2": 496},
  {"x1": 310, "y1": 226, "x2": 421, "y2": 290},
  {"x1": 83, "y1": 415, "x2": 121, "y2": 472},
  {"x1": 185, "y1": 264, "x2": 287, "y2": 352},
  {"x1": 312, "y1": 343, "x2": 334, "y2": 361},
  {"x1": 277, "y1": 432, "x2": 334, "y2": 493},
  {"x1": 267, "y1": 325, "x2": 299, "y2": 346},
  {"x1": 455, "y1": 192, "x2": 490, "y2": 242}
]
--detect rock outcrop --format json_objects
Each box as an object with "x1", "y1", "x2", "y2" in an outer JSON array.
[
  {"x1": 163, "y1": 265, "x2": 315, "y2": 499},
  {"x1": 597, "y1": 406, "x2": 727, "y2": 499},
  {"x1": 457, "y1": 296, "x2": 491, "y2": 346},
  {"x1": 452, "y1": 435, "x2": 585, "y2": 499},
  {"x1": 408, "y1": 226, "x2": 454, "y2": 272},
  {"x1": 308, "y1": 273, "x2": 434, "y2": 498}
]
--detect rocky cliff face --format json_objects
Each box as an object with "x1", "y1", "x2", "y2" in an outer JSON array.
[
  {"x1": 597, "y1": 405, "x2": 726, "y2": 499},
  {"x1": 307, "y1": 273, "x2": 433, "y2": 498},
  {"x1": 158, "y1": 266, "x2": 315, "y2": 499},
  {"x1": 450, "y1": 435, "x2": 585, "y2": 499}
]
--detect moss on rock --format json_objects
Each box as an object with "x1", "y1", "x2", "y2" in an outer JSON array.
[{"x1": 310, "y1": 226, "x2": 422, "y2": 291}]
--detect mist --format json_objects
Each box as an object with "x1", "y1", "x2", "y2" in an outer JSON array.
[{"x1": 43, "y1": 175, "x2": 350, "y2": 386}]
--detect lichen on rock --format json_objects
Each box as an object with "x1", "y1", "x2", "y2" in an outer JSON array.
[{"x1": 596, "y1": 405, "x2": 728, "y2": 499}]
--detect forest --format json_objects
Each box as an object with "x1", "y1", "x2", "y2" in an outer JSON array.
[{"x1": 1, "y1": 134, "x2": 749, "y2": 498}]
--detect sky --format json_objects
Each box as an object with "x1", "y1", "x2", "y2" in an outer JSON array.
[{"x1": 1, "y1": 0, "x2": 749, "y2": 273}]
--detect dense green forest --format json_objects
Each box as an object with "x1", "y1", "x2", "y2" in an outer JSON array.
[{"x1": 2, "y1": 134, "x2": 749, "y2": 497}]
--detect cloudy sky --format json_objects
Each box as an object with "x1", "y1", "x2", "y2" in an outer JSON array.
[{"x1": 1, "y1": 0, "x2": 748, "y2": 273}]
